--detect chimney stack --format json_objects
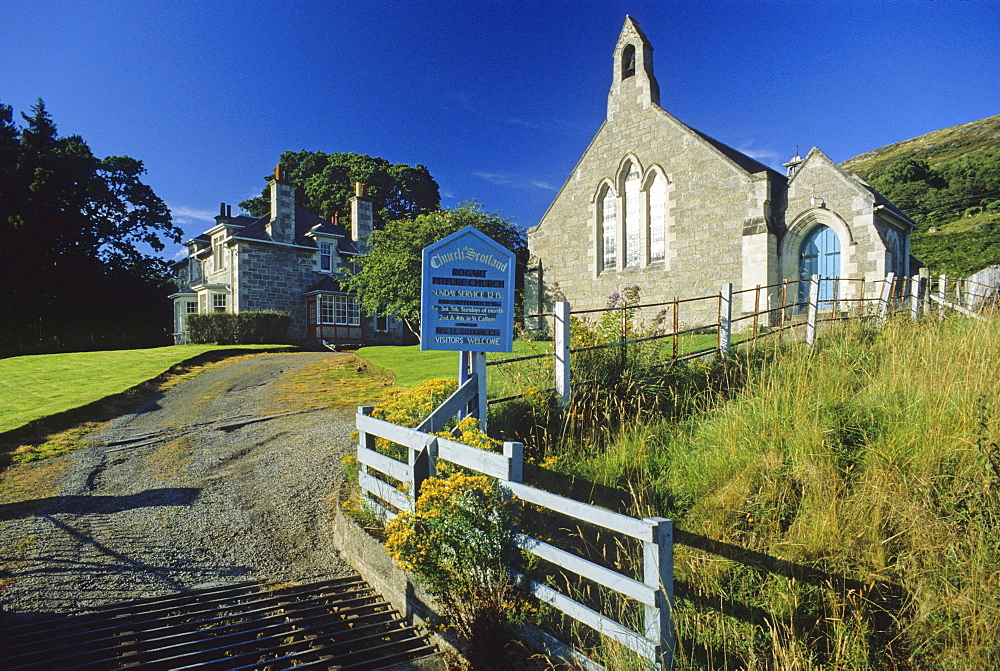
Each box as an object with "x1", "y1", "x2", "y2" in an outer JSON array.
[
  {"x1": 267, "y1": 164, "x2": 296, "y2": 244},
  {"x1": 350, "y1": 181, "x2": 373, "y2": 251}
]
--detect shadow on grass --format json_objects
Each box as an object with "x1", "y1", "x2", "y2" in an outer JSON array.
[
  {"x1": 0, "y1": 346, "x2": 298, "y2": 470},
  {"x1": 521, "y1": 466, "x2": 911, "y2": 670}
]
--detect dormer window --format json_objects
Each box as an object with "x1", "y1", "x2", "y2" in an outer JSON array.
[
  {"x1": 319, "y1": 242, "x2": 333, "y2": 272},
  {"x1": 622, "y1": 44, "x2": 636, "y2": 80}
]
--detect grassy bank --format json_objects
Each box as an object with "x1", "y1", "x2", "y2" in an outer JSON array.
[
  {"x1": 547, "y1": 317, "x2": 1000, "y2": 668},
  {"x1": 0, "y1": 344, "x2": 295, "y2": 435}
]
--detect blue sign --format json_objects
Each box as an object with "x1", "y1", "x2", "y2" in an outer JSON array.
[{"x1": 421, "y1": 226, "x2": 516, "y2": 352}]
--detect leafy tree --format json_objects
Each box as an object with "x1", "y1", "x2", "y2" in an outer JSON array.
[
  {"x1": 344, "y1": 202, "x2": 527, "y2": 338},
  {"x1": 0, "y1": 99, "x2": 181, "y2": 354},
  {"x1": 239, "y1": 150, "x2": 439, "y2": 227}
]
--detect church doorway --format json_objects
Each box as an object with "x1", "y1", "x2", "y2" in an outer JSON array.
[{"x1": 798, "y1": 225, "x2": 841, "y2": 308}]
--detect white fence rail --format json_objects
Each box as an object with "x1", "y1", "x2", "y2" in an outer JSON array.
[{"x1": 355, "y1": 407, "x2": 674, "y2": 669}]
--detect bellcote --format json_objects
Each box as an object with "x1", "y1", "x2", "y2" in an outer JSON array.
[{"x1": 607, "y1": 16, "x2": 660, "y2": 121}]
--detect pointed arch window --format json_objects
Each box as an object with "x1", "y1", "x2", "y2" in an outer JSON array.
[
  {"x1": 648, "y1": 173, "x2": 666, "y2": 262},
  {"x1": 599, "y1": 187, "x2": 617, "y2": 271},
  {"x1": 624, "y1": 165, "x2": 641, "y2": 267},
  {"x1": 622, "y1": 44, "x2": 636, "y2": 80}
]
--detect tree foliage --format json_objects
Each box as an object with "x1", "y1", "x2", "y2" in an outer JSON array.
[
  {"x1": 865, "y1": 151, "x2": 1000, "y2": 276},
  {"x1": 239, "y1": 150, "x2": 439, "y2": 227},
  {"x1": 343, "y1": 202, "x2": 527, "y2": 337},
  {"x1": 0, "y1": 99, "x2": 181, "y2": 354}
]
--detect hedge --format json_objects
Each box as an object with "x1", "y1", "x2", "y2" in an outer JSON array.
[{"x1": 187, "y1": 311, "x2": 291, "y2": 345}]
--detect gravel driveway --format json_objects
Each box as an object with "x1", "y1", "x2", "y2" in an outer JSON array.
[{"x1": 1, "y1": 351, "x2": 358, "y2": 621}]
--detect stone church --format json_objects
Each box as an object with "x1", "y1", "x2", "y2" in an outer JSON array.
[
  {"x1": 527, "y1": 17, "x2": 915, "y2": 322},
  {"x1": 170, "y1": 168, "x2": 410, "y2": 347}
]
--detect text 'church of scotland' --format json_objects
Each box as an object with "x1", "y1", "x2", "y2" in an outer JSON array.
[{"x1": 526, "y1": 17, "x2": 915, "y2": 321}]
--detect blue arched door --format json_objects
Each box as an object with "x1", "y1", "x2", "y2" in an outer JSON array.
[{"x1": 799, "y1": 225, "x2": 841, "y2": 307}]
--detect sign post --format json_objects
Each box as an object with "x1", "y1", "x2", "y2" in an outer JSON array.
[{"x1": 421, "y1": 227, "x2": 516, "y2": 431}]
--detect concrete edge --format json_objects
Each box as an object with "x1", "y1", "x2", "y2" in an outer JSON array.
[{"x1": 331, "y1": 495, "x2": 459, "y2": 670}]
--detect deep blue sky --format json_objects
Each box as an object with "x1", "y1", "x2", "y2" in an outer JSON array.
[{"x1": 3, "y1": 1, "x2": 998, "y2": 260}]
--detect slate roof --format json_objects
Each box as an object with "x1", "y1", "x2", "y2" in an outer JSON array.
[
  {"x1": 304, "y1": 274, "x2": 351, "y2": 294},
  {"x1": 688, "y1": 126, "x2": 785, "y2": 180},
  {"x1": 229, "y1": 206, "x2": 353, "y2": 247}
]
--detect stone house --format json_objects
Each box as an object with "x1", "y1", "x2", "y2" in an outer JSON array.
[
  {"x1": 527, "y1": 17, "x2": 915, "y2": 323},
  {"x1": 170, "y1": 167, "x2": 410, "y2": 347}
]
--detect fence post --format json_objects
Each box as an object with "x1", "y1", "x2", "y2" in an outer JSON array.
[
  {"x1": 752, "y1": 284, "x2": 760, "y2": 342},
  {"x1": 910, "y1": 274, "x2": 921, "y2": 320},
  {"x1": 409, "y1": 444, "x2": 430, "y2": 506},
  {"x1": 718, "y1": 283, "x2": 732, "y2": 355},
  {"x1": 358, "y1": 405, "x2": 374, "y2": 474},
  {"x1": 644, "y1": 517, "x2": 674, "y2": 670},
  {"x1": 878, "y1": 272, "x2": 895, "y2": 326},
  {"x1": 920, "y1": 267, "x2": 931, "y2": 314},
  {"x1": 939, "y1": 274, "x2": 948, "y2": 318},
  {"x1": 459, "y1": 351, "x2": 489, "y2": 431},
  {"x1": 554, "y1": 301, "x2": 571, "y2": 407},
  {"x1": 503, "y1": 441, "x2": 524, "y2": 484},
  {"x1": 806, "y1": 274, "x2": 819, "y2": 345}
]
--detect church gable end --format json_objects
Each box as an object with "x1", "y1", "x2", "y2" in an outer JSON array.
[{"x1": 526, "y1": 18, "x2": 910, "y2": 324}]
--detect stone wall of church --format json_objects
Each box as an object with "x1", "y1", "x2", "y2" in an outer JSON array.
[
  {"x1": 782, "y1": 158, "x2": 896, "y2": 301},
  {"x1": 529, "y1": 106, "x2": 768, "y2": 326}
]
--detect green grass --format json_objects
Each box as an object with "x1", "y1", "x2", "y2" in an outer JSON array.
[
  {"x1": 548, "y1": 316, "x2": 1000, "y2": 669},
  {"x1": 358, "y1": 333, "x2": 738, "y2": 395},
  {"x1": 0, "y1": 344, "x2": 295, "y2": 435},
  {"x1": 357, "y1": 341, "x2": 553, "y2": 389}
]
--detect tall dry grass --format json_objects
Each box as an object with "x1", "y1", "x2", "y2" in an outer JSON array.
[{"x1": 555, "y1": 316, "x2": 1000, "y2": 669}]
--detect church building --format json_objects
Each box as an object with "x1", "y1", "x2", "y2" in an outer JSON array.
[{"x1": 527, "y1": 17, "x2": 915, "y2": 322}]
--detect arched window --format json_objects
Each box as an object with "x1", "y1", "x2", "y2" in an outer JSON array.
[
  {"x1": 622, "y1": 44, "x2": 636, "y2": 80},
  {"x1": 599, "y1": 186, "x2": 617, "y2": 271},
  {"x1": 624, "y1": 165, "x2": 641, "y2": 267},
  {"x1": 648, "y1": 173, "x2": 666, "y2": 262},
  {"x1": 885, "y1": 228, "x2": 901, "y2": 277}
]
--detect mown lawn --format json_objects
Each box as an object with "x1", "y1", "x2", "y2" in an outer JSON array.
[
  {"x1": 356, "y1": 341, "x2": 554, "y2": 390},
  {"x1": 0, "y1": 344, "x2": 295, "y2": 435}
]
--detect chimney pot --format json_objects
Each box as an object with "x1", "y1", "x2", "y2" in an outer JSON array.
[
  {"x1": 220, "y1": 202, "x2": 226, "y2": 216},
  {"x1": 275, "y1": 164, "x2": 283, "y2": 181},
  {"x1": 354, "y1": 181, "x2": 365, "y2": 197},
  {"x1": 227, "y1": 205, "x2": 232, "y2": 217}
]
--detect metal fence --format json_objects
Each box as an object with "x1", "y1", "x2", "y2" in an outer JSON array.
[{"x1": 487, "y1": 272, "x2": 995, "y2": 409}]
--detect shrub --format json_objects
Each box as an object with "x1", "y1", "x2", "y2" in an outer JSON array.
[
  {"x1": 187, "y1": 311, "x2": 290, "y2": 344},
  {"x1": 384, "y1": 472, "x2": 521, "y2": 669}
]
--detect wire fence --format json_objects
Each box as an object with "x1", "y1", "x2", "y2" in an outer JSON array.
[{"x1": 485, "y1": 271, "x2": 997, "y2": 408}]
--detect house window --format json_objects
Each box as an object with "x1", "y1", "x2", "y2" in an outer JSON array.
[
  {"x1": 320, "y1": 295, "x2": 335, "y2": 324},
  {"x1": 600, "y1": 188, "x2": 617, "y2": 271},
  {"x1": 624, "y1": 166, "x2": 641, "y2": 267},
  {"x1": 648, "y1": 173, "x2": 666, "y2": 262},
  {"x1": 319, "y1": 242, "x2": 333, "y2": 271},
  {"x1": 186, "y1": 301, "x2": 198, "y2": 316},
  {"x1": 375, "y1": 315, "x2": 389, "y2": 332},
  {"x1": 212, "y1": 294, "x2": 227, "y2": 312},
  {"x1": 213, "y1": 235, "x2": 225, "y2": 271},
  {"x1": 320, "y1": 294, "x2": 360, "y2": 326}
]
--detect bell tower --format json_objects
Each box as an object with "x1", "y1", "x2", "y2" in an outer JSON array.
[{"x1": 607, "y1": 16, "x2": 660, "y2": 121}]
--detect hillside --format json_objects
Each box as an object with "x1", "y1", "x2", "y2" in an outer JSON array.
[
  {"x1": 839, "y1": 114, "x2": 1000, "y2": 278},
  {"x1": 841, "y1": 114, "x2": 1000, "y2": 177}
]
